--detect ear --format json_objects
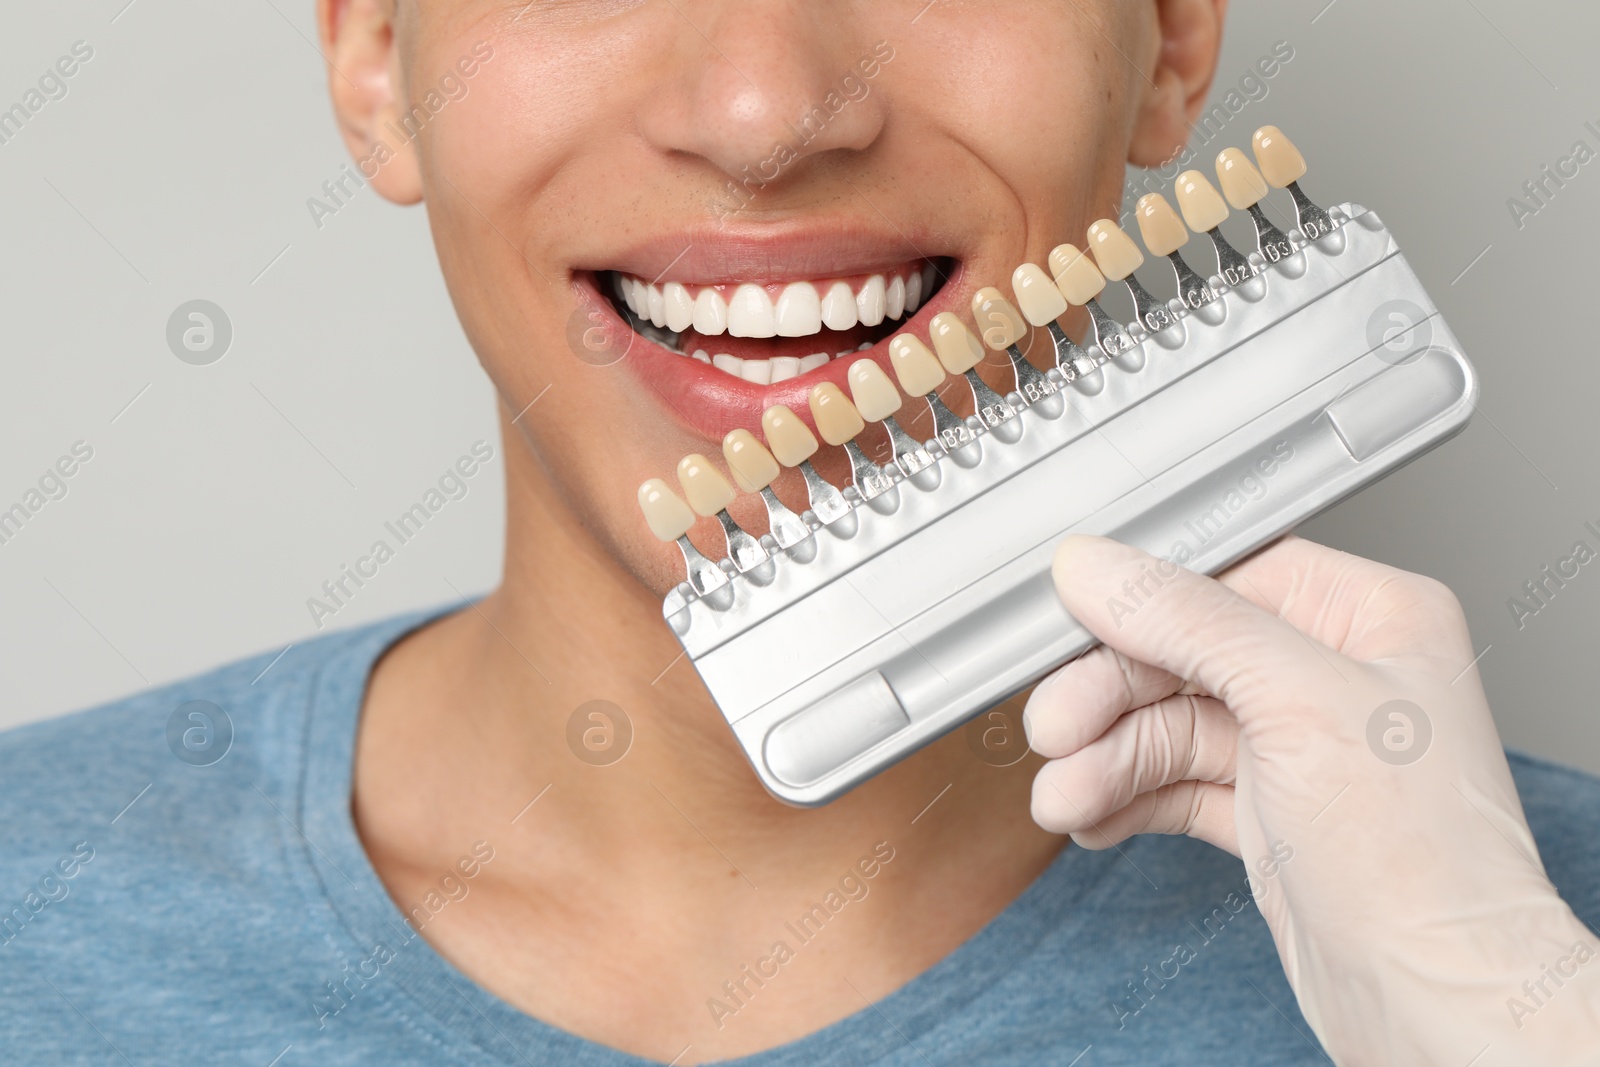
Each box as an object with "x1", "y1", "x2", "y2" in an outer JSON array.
[
  {"x1": 317, "y1": 0, "x2": 423, "y2": 205},
  {"x1": 1128, "y1": 0, "x2": 1228, "y2": 168}
]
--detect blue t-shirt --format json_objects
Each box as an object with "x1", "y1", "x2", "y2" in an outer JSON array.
[{"x1": 2, "y1": 609, "x2": 1598, "y2": 1066}]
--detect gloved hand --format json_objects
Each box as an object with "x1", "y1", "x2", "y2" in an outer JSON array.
[{"x1": 1024, "y1": 535, "x2": 1600, "y2": 1066}]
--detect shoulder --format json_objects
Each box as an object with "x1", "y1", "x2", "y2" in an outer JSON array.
[
  {"x1": 1507, "y1": 750, "x2": 1600, "y2": 921},
  {"x1": 0, "y1": 609, "x2": 452, "y2": 1062},
  {"x1": 0, "y1": 613, "x2": 421, "y2": 885}
]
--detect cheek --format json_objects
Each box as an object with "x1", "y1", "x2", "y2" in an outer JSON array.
[
  {"x1": 410, "y1": 20, "x2": 671, "y2": 414},
  {"x1": 409, "y1": 19, "x2": 756, "y2": 597},
  {"x1": 891, "y1": 4, "x2": 1141, "y2": 233}
]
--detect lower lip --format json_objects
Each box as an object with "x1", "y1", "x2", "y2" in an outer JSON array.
[{"x1": 578, "y1": 268, "x2": 964, "y2": 442}]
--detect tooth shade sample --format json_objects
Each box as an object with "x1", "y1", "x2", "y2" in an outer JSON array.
[
  {"x1": 929, "y1": 312, "x2": 986, "y2": 373},
  {"x1": 722, "y1": 429, "x2": 781, "y2": 493},
  {"x1": 847, "y1": 359, "x2": 902, "y2": 422},
  {"x1": 676, "y1": 453, "x2": 737, "y2": 516},
  {"x1": 1176, "y1": 171, "x2": 1230, "y2": 233},
  {"x1": 971, "y1": 288, "x2": 1027, "y2": 351},
  {"x1": 1086, "y1": 220, "x2": 1144, "y2": 282},
  {"x1": 820, "y1": 282, "x2": 858, "y2": 330},
  {"x1": 638, "y1": 478, "x2": 696, "y2": 541},
  {"x1": 1216, "y1": 148, "x2": 1270, "y2": 210},
  {"x1": 1049, "y1": 243, "x2": 1107, "y2": 306},
  {"x1": 728, "y1": 284, "x2": 778, "y2": 338},
  {"x1": 761, "y1": 404, "x2": 819, "y2": 466},
  {"x1": 809, "y1": 383, "x2": 865, "y2": 446},
  {"x1": 889, "y1": 335, "x2": 945, "y2": 396},
  {"x1": 692, "y1": 289, "x2": 728, "y2": 334},
  {"x1": 1011, "y1": 263, "x2": 1068, "y2": 327},
  {"x1": 775, "y1": 282, "x2": 822, "y2": 337},
  {"x1": 1253, "y1": 126, "x2": 1307, "y2": 188},
  {"x1": 1136, "y1": 194, "x2": 1189, "y2": 257}
]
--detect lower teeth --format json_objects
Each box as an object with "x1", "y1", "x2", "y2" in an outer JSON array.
[{"x1": 694, "y1": 348, "x2": 876, "y2": 384}]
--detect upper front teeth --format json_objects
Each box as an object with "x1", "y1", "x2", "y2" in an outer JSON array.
[
  {"x1": 616, "y1": 265, "x2": 937, "y2": 339},
  {"x1": 886, "y1": 276, "x2": 906, "y2": 320},
  {"x1": 663, "y1": 283, "x2": 695, "y2": 332},
  {"x1": 774, "y1": 283, "x2": 821, "y2": 338},
  {"x1": 730, "y1": 284, "x2": 779, "y2": 338},
  {"x1": 856, "y1": 275, "x2": 886, "y2": 327},
  {"x1": 692, "y1": 288, "x2": 726, "y2": 334},
  {"x1": 821, "y1": 282, "x2": 855, "y2": 329}
]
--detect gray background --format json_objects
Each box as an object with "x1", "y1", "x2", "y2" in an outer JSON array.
[{"x1": 3, "y1": 0, "x2": 1598, "y2": 774}]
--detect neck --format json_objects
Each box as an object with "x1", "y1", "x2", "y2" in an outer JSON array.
[{"x1": 354, "y1": 415, "x2": 1060, "y2": 930}]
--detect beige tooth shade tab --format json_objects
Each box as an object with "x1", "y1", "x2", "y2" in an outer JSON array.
[
  {"x1": 1048, "y1": 243, "x2": 1106, "y2": 306},
  {"x1": 808, "y1": 383, "x2": 865, "y2": 446},
  {"x1": 1216, "y1": 148, "x2": 1269, "y2": 210},
  {"x1": 847, "y1": 359, "x2": 902, "y2": 423},
  {"x1": 761, "y1": 404, "x2": 819, "y2": 467},
  {"x1": 676, "y1": 453, "x2": 736, "y2": 517},
  {"x1": 721, "y1": 428, "x2": 780, "y2": 493},
  {"x1": 889, "y1": 335, "x2": 945, "y2": 396},
  {"x1": 1252, "y1": 125, "x2": 1307, "y2": 189},
  {"x1": 970, "y1": 288, "x2": 1027, "y2": 351},
  {"x1": 1175, "y1": 170, "x2": 1230, "y2": 233},
  {"x1": 929, "y1": 312, "x2": 986, "y2": 374},
  {"x1": 1135, "y1": 194, "x2": 1189, "y2": 257},
  {"x1": 1086, "y1": 219, "x2": 1144, "y2": 282},
  {"x1": 638, "y1": 478, "x2": 696, "y2": 542},
  {"x1": 1010, "y1": 264, "x2": 1068, "y2": 327}
]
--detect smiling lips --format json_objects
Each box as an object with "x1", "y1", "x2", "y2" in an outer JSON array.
[{"x1": 606, "y1": 260, "x2": 943, "y2": 386}]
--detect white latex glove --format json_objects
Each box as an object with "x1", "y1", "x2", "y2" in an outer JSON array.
[{"x1": 1025, "y1": 535, "x2": 1600, "y2": 1066}]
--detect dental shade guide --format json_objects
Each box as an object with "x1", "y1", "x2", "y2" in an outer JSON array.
[
  {"x1": 1088, "y1": 219, "x2": 1175, "y2": 335},
  {"x1": 1136, "y1": 193, "x2": 1216, "y2": 311},
  {"x1": 848, "y1": 359, "x2": 934, "y2": 477},
  {"x1": 889, "y1": 335, "x2": 972, "y2": 452},
  {"x1": 1048, "y1": 243, "x2": 1134, "y2": 361},
  {"x1": 930, "y1": 313, "x2": 1015, "y2": 431},
  {"x1": 723, "y1": 429, "x2": 811, "y2": 551},
  {"x1": 640, "y1": 126, "x2": 1479, "y2": 807},
  {"x1": 1253, "y1": 125, "x2": 1335, "y2": 242},
  {"x1": 678, "y1": 453, "x2": 769, "y2": 573},
  {"x1": 638, "y1": 478, "x2": 727, "y2": 598},
  {"x1": 761, "y1": 405, "x2": 851, "y2": 526},
  {"x1": 972, "y1": 288, "x2": 1057, "y2": 403},
  {"x1": 809, "y1": 383, "x2": 896, "y2": 501},
  {"x1": 1011, "y1": 263, "x2": 1095, "y2": 381},
  {"x1": 1176, "y1": 170, "x2": 1257, "y2": 288},
  {"x1": 1217, "y1": 147, "x2": 1297, "y2": 265}
]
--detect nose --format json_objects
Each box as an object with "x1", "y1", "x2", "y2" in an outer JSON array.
[{"x1": 638, "y1": 1, "x2": 889, "y2": 184}]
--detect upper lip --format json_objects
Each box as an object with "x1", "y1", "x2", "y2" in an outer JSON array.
[{"x1": 580, "y1": 220, "x2": 954, "y2": 285}]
